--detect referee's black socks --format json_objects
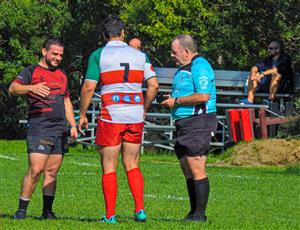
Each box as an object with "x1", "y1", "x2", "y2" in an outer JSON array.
[
  {"x1": 194, "y1": 177, "x2": 210, "y2": 216},
  {"x1": 186, "y1": 178, "x2": 196, "y2": 213}
]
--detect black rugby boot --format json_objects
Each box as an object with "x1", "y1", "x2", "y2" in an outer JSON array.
[
  {"x1": 41, "y1": 210, "x2": 57, "y2": 220},
  {"x1": 13, "y1": 209, "x2": 26, "y2": 220}
]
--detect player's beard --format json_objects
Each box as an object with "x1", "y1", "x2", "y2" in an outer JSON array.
[
  {"x1": 268, "y1": 51, "x2": 278, "y2": 59},
  {"x1": 45, "y1": 57, "x2": 59, "y2": 69}
]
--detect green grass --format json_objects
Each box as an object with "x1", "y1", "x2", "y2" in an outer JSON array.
[{"x1": 0, "y1": 140, "x2": 299, "y2": 229}]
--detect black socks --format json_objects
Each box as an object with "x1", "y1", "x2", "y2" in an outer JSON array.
[
  {"x1": 43, "y1": 195, "x2": 55, "y2": 212},
  {"x1": 194, "y1": 177, "x2": 210, "y2": 216},
  {"x1": 18, "y1": 197, "x2": 30, "y2": 211},
  {"x1": 186, "y1": 178, "x2": 196, "y2": 213}
]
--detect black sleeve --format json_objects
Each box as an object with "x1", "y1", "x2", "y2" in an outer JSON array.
[
  {"x1": 254, "y1": 58, "x2": 268, "y2": 71},
  {"x1": 14, "y1": 65, "x2": 36, "y2": 84},
  {"x1": 275, "y1": 54, "x2": 291, "y2": 74}
]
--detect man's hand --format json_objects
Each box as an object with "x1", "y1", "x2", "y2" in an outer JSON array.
[
  {"x1": 161, "y1": 95, "x2": 176, "y2": 108},
  {"x1": 78, "y1": 115, "x2": 89, "y2": 136},
  {"x1": 70, "y1": 127, "x2": 78, "y2": 143},
  {"x1": 30, "y1": 82, "x2": 50, "y2": 97},
  {"x1": 250, "y1": 72, "x2": 263, "y2": 82}
]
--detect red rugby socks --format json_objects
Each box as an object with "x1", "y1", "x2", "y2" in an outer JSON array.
[
  {"x1": 127, "y1": 168, "x2": 144, "y2": 212},
  {"x1": 102, "y1": 172, "x2": 117, "y2": 218}
]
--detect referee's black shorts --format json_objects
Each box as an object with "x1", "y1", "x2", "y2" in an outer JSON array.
[{"x1": 174, "y1": 113, "x2": 217, "y2": 159}]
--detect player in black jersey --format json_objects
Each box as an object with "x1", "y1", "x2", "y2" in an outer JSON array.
[{"x1": 9, "y1": 38, "x2": 78, "y2": 220}]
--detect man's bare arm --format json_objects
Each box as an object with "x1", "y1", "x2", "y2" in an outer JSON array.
[
  {"x1": 144, "y1": 77, "x2": 159, "y2": 112},
  {"x1": 161, "y1": 93, "x2": 210, "y2": 108},
  {"x1": 9, "y1": 82, "x2": 50, "y2": 97},
  {"x1": 78, "y1": 80, "x2": 97, "y2": 134},
  {"x1": 64, "y1": 97, "x2": 78, "y2": 141},
  {"x1": 64, "y1": 97, "x2": 77, "y2": 127}
]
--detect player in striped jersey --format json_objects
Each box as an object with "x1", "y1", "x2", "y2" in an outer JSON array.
[{"x1": 78, "y1": 16, "x2": 159, "y2": 223}]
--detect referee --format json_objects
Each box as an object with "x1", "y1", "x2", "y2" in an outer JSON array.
[{"x1": 161, "y1": 34, "x2": 217, "y2": 222}]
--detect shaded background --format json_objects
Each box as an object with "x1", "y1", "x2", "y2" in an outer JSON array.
[{"x1": 0, "y1": 0, "x2": 299, "y2": 138}]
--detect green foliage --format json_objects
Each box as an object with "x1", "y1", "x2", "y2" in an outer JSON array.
[
  {"x1": 0, "y1": 1, "x2": 299, "y2": 139},
  {"x1": 114, "y1": 0, "x2": 215, "y2": 66},
  {"x1": 115, "y1": 0, "x2": 300, "y2": 70},
  {"x1": 0, "y1": 0, "x2": 72, "y2": 138},
  {"x1": 60, "y1": 0, "x2": 119, "y2": 101},
  {"x1": 0, "y1": 0, "x2": 72, "y2": 83},
  {"x1": 0, "y1": 83, "x2": 27, "y2": 139}
]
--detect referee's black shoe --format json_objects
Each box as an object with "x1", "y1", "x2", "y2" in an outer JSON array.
[
  {"x1": 185, "y1": 211, "x2": 207, "y2": 222},
  {"x1": 183, "y1": 210, "x2": 194, "y2": 221},
  {"x1": 41, "y1": 210, "x2": 57, "y2": 220},
  {"x1": 13, "y1": 209, "x2": 26, "y2": 220}
]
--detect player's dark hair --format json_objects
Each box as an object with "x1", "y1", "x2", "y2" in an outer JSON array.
[
  {"x1": 42, "y1": 38, "x2": 64, "y2": 50},
  {"x1": 103, "y1": 15, "x2": 125, "y2": 40}
]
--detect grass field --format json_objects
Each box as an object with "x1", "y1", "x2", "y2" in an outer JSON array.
[{"x1": 0, "y1": 140, "x2": 299, "y2": 229}]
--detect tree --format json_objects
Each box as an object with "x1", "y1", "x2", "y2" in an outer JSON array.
[
  {"x1": 0, "y1": 0, "x2": 72, "y2": 138},
  {"x1": 113, "y1": 0, "x2": 215, "y2": 67},
  {"x1": 114, "y1": 0, "x2": 300, "y2": 71}
]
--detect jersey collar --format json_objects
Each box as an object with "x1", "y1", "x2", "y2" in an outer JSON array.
[{"x1": 106, "y1": 40, "x2": 128, "y2": 47}]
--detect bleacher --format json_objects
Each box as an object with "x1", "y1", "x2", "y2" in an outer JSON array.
[
  {"x1": 75, "y1": 67, "x2": 299, "y2": 152},
  {"x1": 141, "y1": 68, "x2": 299, "y2": 152}
]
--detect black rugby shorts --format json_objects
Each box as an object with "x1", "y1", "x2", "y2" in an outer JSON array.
[
  {"x1": 27, "y1": 133, "x2": 68, "y2": 155},
  {"x1": 174, "y1": 113, "x2": 217, "y2": 159}
]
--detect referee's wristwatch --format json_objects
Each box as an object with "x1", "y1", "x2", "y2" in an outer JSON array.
[{"x1": 174, "y1": 97, "x2": 180, "y2": 106}]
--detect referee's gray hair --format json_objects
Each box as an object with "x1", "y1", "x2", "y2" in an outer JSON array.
[{"x1": 173, "y1": 34, "x2": 198, "y2": 53}]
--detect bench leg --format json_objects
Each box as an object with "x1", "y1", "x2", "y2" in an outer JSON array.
[{"x1": 259, "y1": 108, "x2": 268, "y2": 139}]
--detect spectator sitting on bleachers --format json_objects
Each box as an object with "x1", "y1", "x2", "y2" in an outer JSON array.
[{"x1": 240, "y1": 40, "x2": 294, "y2": 105}]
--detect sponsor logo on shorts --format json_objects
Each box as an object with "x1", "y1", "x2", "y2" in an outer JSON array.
[
  {"x1": 38, "y1": 145, "x2": 45, "y2": 151},
  {"x1": 40, "y1": 139, "x2": 54, "y2": 146}
]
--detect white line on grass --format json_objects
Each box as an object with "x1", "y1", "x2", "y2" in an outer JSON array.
[
  {"x1": 143, "y1": 193, "x2": 188, "y2": 201},
  {"x1": 66, "y1": 160, "x2": 262, "y2": 179},
  {"x1": 65, "y1": 159, "x2": 264, "y2": 180},
  {"x1": 0, "y1": 154, "x2": 19, "y2": 161},
  {"x1": 59, "y1": 172, "x2": 96, "y2": 175},
  {"x1": 67, "y1": 161, "x2": 99, "y2": 167},
  {"x1": 213, "y1": 173, "x2": 261, "y2": 179}
]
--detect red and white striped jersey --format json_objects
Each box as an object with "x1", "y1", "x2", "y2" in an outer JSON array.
[{"x1": 85, "y1": 41, "x2": 156, "y2": 123}]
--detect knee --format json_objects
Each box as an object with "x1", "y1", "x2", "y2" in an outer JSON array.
[
  {"x1": 271, "y1": 73, "x2": 281, "y2": 82},
  {"x1": 101, "y1": 157, "x2": 118, "y2": 173},
  {"x1": 190, "y1": 166, "x2": 207, "y2": 180},
  {"x1": 123, "y1": 159, "x2": 138, "y2": 171},
  {"x1": 44, "y1": 168, "x2": 59, "y2": 179},
  {"x1": 28, "y1": 168, "x2": 43, "y2": 181}
]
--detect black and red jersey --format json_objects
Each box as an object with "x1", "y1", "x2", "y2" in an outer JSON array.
[{"x1": 13, "y1": 64, "x2": 70, "y2": 136}]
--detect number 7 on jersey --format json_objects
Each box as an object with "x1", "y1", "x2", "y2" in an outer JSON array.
[{"x1": 120, "y1": 63, "x2": 129, "y2": 82}]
